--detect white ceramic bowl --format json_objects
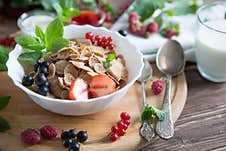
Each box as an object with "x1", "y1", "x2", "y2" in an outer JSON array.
[{"x1": 6, "y1": 25, "x2": 144, "y2": 115}]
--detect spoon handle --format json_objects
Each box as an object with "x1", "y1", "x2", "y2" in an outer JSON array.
[
  {"x1": 141, "y1": 82, "x2": 146, "y2": 107},
  {"x1": 155, "y1": 75, "x2": 174, "y2": 139}
]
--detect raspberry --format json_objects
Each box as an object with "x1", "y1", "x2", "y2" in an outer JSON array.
[
  {"x1": 40, "y1": 125, "x2": 58, "y2": 139},
  {"x1": 148, "y1": 22, "x2": 158, "y2": 33},
  {"x1": 137, "y1": 25, "x2": 147, "y2": 37},
  {"x1": 21, "y1": 129, "x2": 40, "y2": 145},
  {"x1": 128, "y1": 12, "x2": 139, "y2": 23},
  {"x1": 151, "y1": 80, "x2": 164, "y2": 95},
  {"x1": 165, "y1": 29, "x2": 175, "y2": 39}
]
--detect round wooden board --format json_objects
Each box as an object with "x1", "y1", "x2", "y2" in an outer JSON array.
[{"x1": 0, "y1": 63, "x2": 187, "y2": 151}]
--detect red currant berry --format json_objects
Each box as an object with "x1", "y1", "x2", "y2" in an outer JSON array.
[
  {"x1": 111, "y1": 126, "x2": 119, "y2": 134},
  {"x1": 117, "y1": 121, "x2": 127, "y2": 130},
  {"x1": 120, "y1": 112, "x2": 131, "y2": 121},
  {"x1": 107, "y1": 43, "x2": 114, "y2": 49},
  {"x1": 95, "y1": 35, "x2": 102, "y2": 42},
  {"x1": 85, "y1": 32, "x2": 94, "y2": 40},
  {"x1": 109, "y1": 133, "x2": 118, "y2": 142},
  {"x1": 118, "y1": 128, "x2": 126, "y2": 136},
  {"x1": 97, "y1": 41, "x2": 102, "y2": 46},
  {"x1": 123, "y1": 120, "x2": 130, "y2": 126},
  {"x1": 102, "y1": 37, "x2": 107, "y2": 43},
  {"x1": 107, "y1": 36, "x2": 113, "y2": 43},
  {"x1": 101, "y1": 42, "x2": 107, "y2": 49}
]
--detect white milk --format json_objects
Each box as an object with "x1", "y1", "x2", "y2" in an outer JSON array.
[
  {"x1": 196, "y1": 19, "x2": 226, "y2": 82},
  {"x1": 21, "y1": 15, "x2": 55, "y2": 35}
]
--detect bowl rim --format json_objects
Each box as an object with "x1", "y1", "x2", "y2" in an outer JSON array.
[{"x1": 7, "y1": 25, "x2": 144, "y2": 104}]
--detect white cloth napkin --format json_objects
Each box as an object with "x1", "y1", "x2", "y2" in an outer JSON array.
[{"x1": 110, "y1": 3, "x2": 197, "y2": 62}]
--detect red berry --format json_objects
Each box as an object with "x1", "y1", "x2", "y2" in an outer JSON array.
[
  {"x1": 118, "y1": 128, "x2": 126, "y2": 136},
  {"x1": 102, "y1": 37, "x2": 107, "y2": 43},
  {"x1": 85, "y1": 32, "x2": 94, "y2": 40},
  {"x1": 120, "y1": 112, "x2": 130, "y2": 121},
  {"x1": 40, "y1": 125, "x2": 58, "y2": 139},
  {"x1": 21, "y1": 129, "x2": 40, "y2": 145},
  {"x1": 111, "y1": 126, "x2": 119, "y2": 134},
  {"x1": 107, "y1": 43, "x2": 114, "y2": 49},
  {"x1": 123, "y1": 120, "x2": 130, "y2": 126},
  {"x1": 148, "y1": 22, "x2": 158, "y2": 33},
  {"x1": 109, "y1": 133, "x2": 118, "y2": 142},
  {"x1": 95, "y1": 35, "x2": 102, "y2": 42},
  {"x1": 128, "y1": 12, "x2": 139, "y2": 23},
  {"x1": 165, "y1": 29, "x2": 175, "y2": 39},
  {"x1": 117, "y1": 121, "x2": 127, "y2": 130},
  {"x1": 107, "y1": 36, "x2": 113, "y2": 43},
  {"x1": 70, "y1": 20, "x2": 78, "y2": 25},
  {"x1": 105, "y1": 12, "x2": 112, "y2": 22},
  {"x1": 137, "y1": 26, "x2": 147, "y2": 37},
  {"x1": 151, "y1": 80, "x2": 164, "y2": 95}
]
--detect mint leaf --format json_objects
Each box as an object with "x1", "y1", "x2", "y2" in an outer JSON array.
[
  {"x1": 45, "y1": 18, "x2": 64, "y2": 43},
  {"x1": 18, "y1": 51, "x2": 42, "y2": 64},
  {"x1": 47, "y1": 37, "x2": 69, "y2": 52},
  {"x1": 0, "y1": 45, "x2": 9, "y2": 71},
  {"x1": 104, "y1": 61, "x2": 110, "y2": 69},
  {"x1": 107, "y1": 53, "x2": 116, "y2": 61},
  {"x1": 15, "y1": 35, "x2": 45, "y2": 51},
  {"x1": 35, "y1": 26, "x2": 45, "y2": 43},
  {"x1": 133, "y1": 0, "x2": 165, "y2": 22},
  {"x1": 0, "y1": 116, "x2": 10, "y2": 132},
  {"x1": 140, "y1": 105, "x2": 165, "y2": 122},
  {"x1": 0, "y1": 96, "x2": 10, "y2": 111}
]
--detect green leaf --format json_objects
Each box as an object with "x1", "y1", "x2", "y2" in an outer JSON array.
[
  {"x1": 46, "y1": 37, "x2": 69, "y2": 52},
  {"x1": 133, "y1": 0, "x2": 165, "y2": 22},
  {"x1": 52, "y1": 2, "x2": 63, "y2": 18},
  {"x1": 107, "y1": 53, "x2": 116, "y2": 62},
  {"x1": 0, "y1": 96, "x2": 10, "y2": 111},
  {"x1": 18, "y1": 51, "x2": 42, "y2": 64},
  {"x1": 35, "y1": 26, "x2": 45, "y2": 43},
  {"x1": 104, "y1": 61, "x2": 110, "y2": 69},
  {"x1": 0, "y1": 116, "x2": 10, "y2": 132},
  {"x1": 140, "y1": 105, "x2": 165, "y2": 122},
  {"x1": 15, "y1": 35, "x2": 45, "y2": 51},
  {"x1": 45, "y1": 18, "x2": 64, "y2": 47},
  {"x1": 0, "y1": 45, "x2": 9, "y2": 71}
]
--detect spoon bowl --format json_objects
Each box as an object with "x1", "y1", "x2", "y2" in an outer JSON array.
[{"x1": 156, "y1": 40, "x2": 185, "y2": 76}]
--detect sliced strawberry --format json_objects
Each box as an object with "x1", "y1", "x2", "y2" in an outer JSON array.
[
  {"x1": 89, "y1": 75, "x2": 116, "y2": 98},
  {"x1": 69, "y1": 78, "x2": 88, "y2": 100}
]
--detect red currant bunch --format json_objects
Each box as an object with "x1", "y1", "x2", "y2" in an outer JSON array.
[
  {"x1": 109, "y1": 112, "x2": 131, "y2": 142},
  {"x1": 85, "y1": 32, "x2": 114, "y2": 51}
]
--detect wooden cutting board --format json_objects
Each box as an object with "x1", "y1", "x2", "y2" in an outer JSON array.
[{"x1": 0, "y1": 63, "x2": 187, "y2": 151}]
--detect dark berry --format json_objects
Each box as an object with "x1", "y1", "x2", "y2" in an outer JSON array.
[
  {"x1": 38, "y1": 85, "x2": 49, "y2": 96},
  {"x1": 33, "y1": 63, "x2": 39, "y2": 72},
  {"x1": 69, "y1": 129, "x2": 77, "y2": 138},
  {"x1": 64, "y1": 138, "x2": 73, "y2": 148},
  {"x1": 61, "y1": 131, "x2": 70, "y2": 140},
  {"x1": 35, "y1": 73, "x2": 47, "y2": 86},
  {"x1": 42, "y1": 81, "x2": 49, "y2": 87},
  {"x1": 40, "y1": 125, "x2": 58, "y2": 139},
  {"x1": 68, "y1": 141, "x2": 80, "y2": 151},
  {"x1": 118, "y1": 30, "x2": 127, "y2": 37},
  {"x1": 42, "y1": 61, "x2": 50, "y2": 68},
  {"x1": 77, "y1": 131, "x2": 88, "y2": 143},
  {"x1": 37, "y1": 60, "x2": 43, "y2": 65},
  {"x1": 22, "y1": 75, "x2": 34, "y2": 86},
  {"x1": 39, "y1": 65, "x2": 48, "y2": 74}
]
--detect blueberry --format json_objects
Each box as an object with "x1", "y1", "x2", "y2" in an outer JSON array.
[
  {"x1": 69, "y1": 129, "x2": 77, "y2": 138},
  {"x1": 22, "y1": 75, "x2": 34, "y2": 86},
  {"x1": 68, "y1": 141, "x2": 80, "y2": 151},
  {"x1": 35, "y1": 73, "x2": 47, "y2": 86},
  {"x1": 38, "y1": 85, "x2": 49, "y2": 96},
  {"x1": 61, "y1": 131, "x2": 70, "y2": 140},
  {"x1": 42, "y1": 61, "x2": 50, "y2": 68},
  {"x1": 33, "y1": 63, "x2": 39, "y2": 72},
  {"x1": 64, "y1": 138, "x2": 73, "y2": 148},
  {"x1": 42, "y1": 81, "x2": 49, "y2": 87},
  {"x1": 118, "y1": 30, "x2": 127, "y2": 37},
  {"x1": 77, "y1": 131, "x2": 88, "y2": 143},
  {"x1": 39, "y1": 65, "x2": 48, "y2": 74},
  {"x1": 37, "y1": 60, "x2": 43, "y2": 65}
]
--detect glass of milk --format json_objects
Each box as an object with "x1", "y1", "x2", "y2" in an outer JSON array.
[
  {"x1": 196, "y1": 3, "x2": 226, "y2": 82},
  {"x1": 17, "y1": 10, "x2": 56, "y2": 35}
]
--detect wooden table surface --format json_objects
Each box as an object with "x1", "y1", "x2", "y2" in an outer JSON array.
[{"x1": 0, "y1": 12, "x2": 226, "y2": 151}]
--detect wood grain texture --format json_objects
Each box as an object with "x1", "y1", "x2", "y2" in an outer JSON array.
[{"x1": 0, "y1": 64, "x2": 187, "y2": 151}]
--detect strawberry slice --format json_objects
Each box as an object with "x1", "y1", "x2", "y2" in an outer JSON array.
[
  {"x1": 69, "y1": 78, "x2": 88, "y2": 100},
  {"x1": 89, "y1": 75, "x2": 116, "y2": 98}
]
